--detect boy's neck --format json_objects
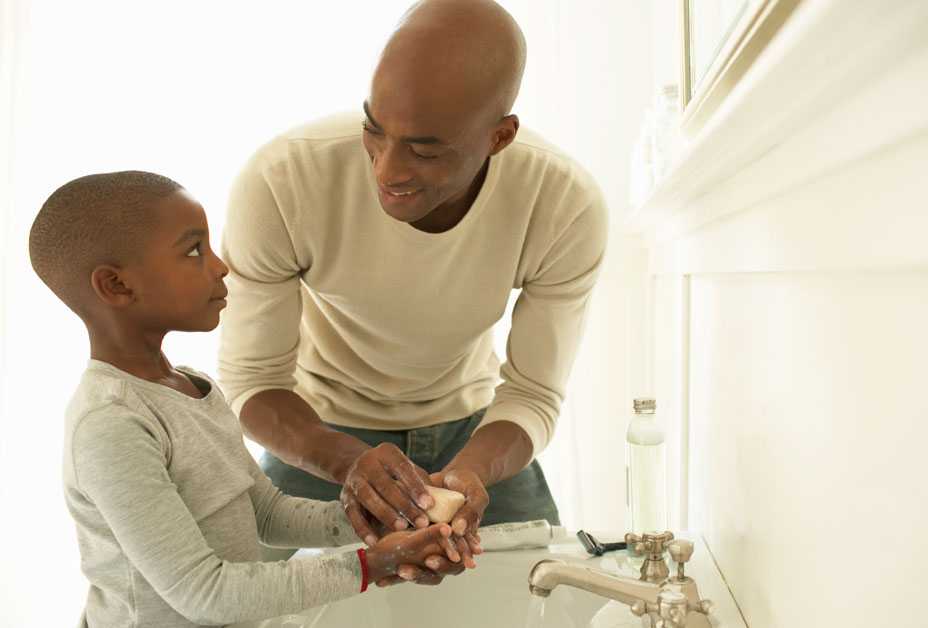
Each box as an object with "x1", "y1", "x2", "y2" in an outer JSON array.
[{"x1": 88, "y1": 321, "x2": 173, "y2": 381}]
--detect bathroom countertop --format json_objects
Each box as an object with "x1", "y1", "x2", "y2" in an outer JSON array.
[{"x1": 232, "y1": 531, "x2": 747, "y2": 628}]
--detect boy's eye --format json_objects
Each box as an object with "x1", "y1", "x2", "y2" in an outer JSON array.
[{"x1": 186, "y1": 243, "x2": 201, "y2": 257}]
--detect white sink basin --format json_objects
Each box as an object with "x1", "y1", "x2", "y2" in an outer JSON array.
[{"x1": 231, "y1": 534, "x2": 743, "y2": 628}]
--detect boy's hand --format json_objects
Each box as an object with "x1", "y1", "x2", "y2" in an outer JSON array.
[
  {"x1": 374, "y1": 529, "x2": 483, "y2": 588},
  {"x1": 366, "y1": 523, "x2": 475, "y2": 584}
]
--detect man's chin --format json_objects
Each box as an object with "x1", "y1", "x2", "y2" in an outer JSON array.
[
  {"x1": 377, "y1": 188, "x2": 433, "y2": 223},
  {"x1": 380, "y1": 203, "x2": 431, "y2": 224}
]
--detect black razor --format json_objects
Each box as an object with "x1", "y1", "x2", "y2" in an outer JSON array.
[{"x1": 577, "y1": 529, "x2": 627, "y2": 556}]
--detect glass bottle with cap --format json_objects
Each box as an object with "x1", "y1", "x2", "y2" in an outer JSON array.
[{"x1": 626, "y1": 397, "x2": 667, "y2": 535}]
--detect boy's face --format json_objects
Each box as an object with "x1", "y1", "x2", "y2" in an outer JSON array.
[{"x1": 126, "y1": 190, "x2": 229, "y2": 333}]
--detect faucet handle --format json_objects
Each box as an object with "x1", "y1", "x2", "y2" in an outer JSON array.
[
  {"x1": 667, "y1": 539, "x2": 694, "y2": 581},
  {"x1": 625, "y1": 530, "x2": 675, "y2": 555},
  {"x1": 668, "y1": 539, "x2": 694, "y2": 563},
  {"x1": 630, "y1": 591, "x2": 691, "y2": 628},
  {"x1": 626, "y1": 531, "x2": 675, "y2": 583},
  {"x1": 631, "y1": 593, "x2": 714, "y2": 627}
]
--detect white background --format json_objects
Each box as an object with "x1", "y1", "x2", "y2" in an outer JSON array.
[{"x1": 0, "y1": 1, "x2": 670, "y2": 624}]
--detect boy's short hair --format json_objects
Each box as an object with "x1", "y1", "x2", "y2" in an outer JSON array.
[{"x1": 29, "y1": 171, "x2": 183, "y2": 316}]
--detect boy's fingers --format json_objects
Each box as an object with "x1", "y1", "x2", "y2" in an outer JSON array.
[
  {"x1": 423, "y1": 554, "x2": 466, "y2": 576},
  {"x1": 376, "y1": 575, "x2": 404, "y2": 588},
  {"x1": 455, "y1": 535, "x2": 477, "y2": 569},
  {"x1": 412, "y1": 571, "x2": 444, "y2": 586},
  {"x1": 419, "y1": 522, "x2": 452, "y2": 541},
  {"x1": 397, "y1": 564, "x2": 424, "y2": 581},
  {"x1": 465, "y1": 532, "x2": 483, "y2": 554},
  {"x1": 437, "y1": 533, "x2": 461, "y2": 563}
]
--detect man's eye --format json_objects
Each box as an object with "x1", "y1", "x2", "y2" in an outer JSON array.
[
  {"x1": 412, "y1": 150, "x2": 440, "y2": 160},
  {"x1": 187, "y1": 243, "x2": 201, "y2": 257}
]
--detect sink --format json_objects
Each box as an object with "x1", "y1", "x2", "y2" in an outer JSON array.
[{"x1": 230, "y1": 534, "x2": 743, "y2": 628}]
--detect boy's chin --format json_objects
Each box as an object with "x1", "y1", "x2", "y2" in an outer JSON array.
[{"x1": 174, "y1": 312, "x2": 222, "y2": 333}]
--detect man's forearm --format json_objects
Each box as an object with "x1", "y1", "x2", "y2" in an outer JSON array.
[
  {"x1": 239, "y1": 389, "x2": 369, "y2": 484},
  {"x1": 442, "y1": 420, "x2": 533, "y2": 487}
]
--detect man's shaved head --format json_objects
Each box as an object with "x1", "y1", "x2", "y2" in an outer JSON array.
[
  {"x1": 364, "y1": 0, "x2": 528, "y2": 231},
  {"x1": 29, "y1": 171, "x2": 182, "y2": 316},
  {"x1": 381, "y1": 0, "x2": 527, "y2": 122}
]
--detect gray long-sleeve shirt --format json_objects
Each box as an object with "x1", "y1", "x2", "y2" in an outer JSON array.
[{"x1": 63, "y1": 360, "x2": 362, "y2": 628}]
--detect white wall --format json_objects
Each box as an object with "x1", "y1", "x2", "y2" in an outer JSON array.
[
  {"x1": 689, "y1": 269, "x2": 928, "y2": 627},
  {"x1": 642, "y1": 2, "x2": 928, "y2": 625},
  {"x1": 525, "y1": 0, "x2": 655, "y2": 534}
]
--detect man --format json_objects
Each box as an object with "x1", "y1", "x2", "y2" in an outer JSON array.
[{"x1": 219, "y1": 0, "x2": 607, "y2": 576}]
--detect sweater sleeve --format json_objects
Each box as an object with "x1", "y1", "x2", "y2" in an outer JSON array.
[
  {"x1": 247, "y1": 452, "x2": 359, "y2": 549},
  {"x1": 218, "y1": 156, "x2": 307, "y2": 415},
  {"x1": 477, "y1": 193, "x2": 608, "y2": 456},
  {"x1": 71, "y1": 409, "x2": 362, "y2": 626}
]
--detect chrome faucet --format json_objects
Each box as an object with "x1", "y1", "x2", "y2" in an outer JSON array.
[{"x1": 528, "y1": 531, "x2": 713, "y2": 628}]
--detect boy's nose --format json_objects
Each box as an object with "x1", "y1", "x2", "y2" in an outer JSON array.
[{"x1": 212, "y1": 253, "x2": 230, "y2": 278}]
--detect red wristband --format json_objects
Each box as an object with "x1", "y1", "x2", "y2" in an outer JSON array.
[{"x1": 357, "y1": 547, "x2": 369, "y2": 593}]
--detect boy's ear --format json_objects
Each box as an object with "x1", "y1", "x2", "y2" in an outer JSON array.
[{"x1": 90, "y1": 265, "x2": 136, "y2": 307}]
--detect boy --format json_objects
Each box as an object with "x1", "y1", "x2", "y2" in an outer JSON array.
[{"x1": 28, "y1": 171, "x2": 475, "y2": 628}]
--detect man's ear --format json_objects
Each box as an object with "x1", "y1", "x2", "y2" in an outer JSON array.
[
  {"x1": 489, "y1": 114, "x2": 520, "y2": 156},
  {"x1": 90, "y1": 265, "x2": 136, "y2": 308}
]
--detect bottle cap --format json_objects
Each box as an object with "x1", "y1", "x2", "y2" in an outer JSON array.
[{"x1": 633, "y1": 398, "x2": 656, "y2": 414}]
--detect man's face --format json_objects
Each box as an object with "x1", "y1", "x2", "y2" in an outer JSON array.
[
  {"x1": 361, "y1": 88, "x2": 495, "y2": 225},
  {"x1": 127, "y1": 190, "x2": 229, "y2": 332}
]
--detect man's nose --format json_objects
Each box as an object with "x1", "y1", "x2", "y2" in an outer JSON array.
[{"x1": 374, "y1": 141, "x2": 414, "y2": 187}]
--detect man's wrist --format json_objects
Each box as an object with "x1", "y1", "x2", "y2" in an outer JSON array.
[
  {"x1": 442, "y1": 456, "x2": 492, "y2": 487},
  {"x1": 444, "y1": 421, "x2": 533, "y2": 487},
  {"x1": 322, "y1": 435, "x2": 370, "y2": 485},
  {"x1": 285, "y1": 417, "x2": 370, "y2": 484}
]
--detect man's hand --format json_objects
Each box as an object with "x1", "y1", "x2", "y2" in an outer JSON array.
[
  {"x1": 368, "y1": 469, "x2": 487, "y2": 588},
  {"x1": 429, "y1": 469, "x2": 489, "y2": 538},
  {"x1": 340, "y1": 443, "x2": 435, "y2": 545}
]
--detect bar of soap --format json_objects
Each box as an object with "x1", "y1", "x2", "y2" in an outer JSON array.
[{"x1": 425, "y1": 486, "x2": 466, "y2": 523}]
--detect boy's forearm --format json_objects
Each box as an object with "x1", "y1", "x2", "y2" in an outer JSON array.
[{"x1": 239, "y1": 389, "x2": 369, "y2": 484}]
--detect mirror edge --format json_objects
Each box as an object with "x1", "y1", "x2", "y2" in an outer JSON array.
[{"x1": 680, "y1": 0, "x2": 803, "y2": 137}]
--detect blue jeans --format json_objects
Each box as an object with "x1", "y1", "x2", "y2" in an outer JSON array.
[{"x1": 260, "y1": 409, "x2": 560, "y2": 526}]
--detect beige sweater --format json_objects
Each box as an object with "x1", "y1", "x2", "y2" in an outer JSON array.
[
  {"x1": 218, "y1": 113, "x2": 607, "y2": 455},
  {"x1": 64, "y1": 361, "x2": 361, "y2": 628}
]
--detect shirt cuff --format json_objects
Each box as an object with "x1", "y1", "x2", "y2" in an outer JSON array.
[
  {"x1": 292, "y1": 550, "x2": 364, "y2": 605},
  {"x1": 227, "y1": 385, "x2": 292, "y2": 416},
  {"x1": 475, "y1": 400, "x2": 553, "y2": 458}
]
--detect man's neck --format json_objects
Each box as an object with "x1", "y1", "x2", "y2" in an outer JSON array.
[{"x1": 411, "y1": 160, "x2": 489, "y2": 234}]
